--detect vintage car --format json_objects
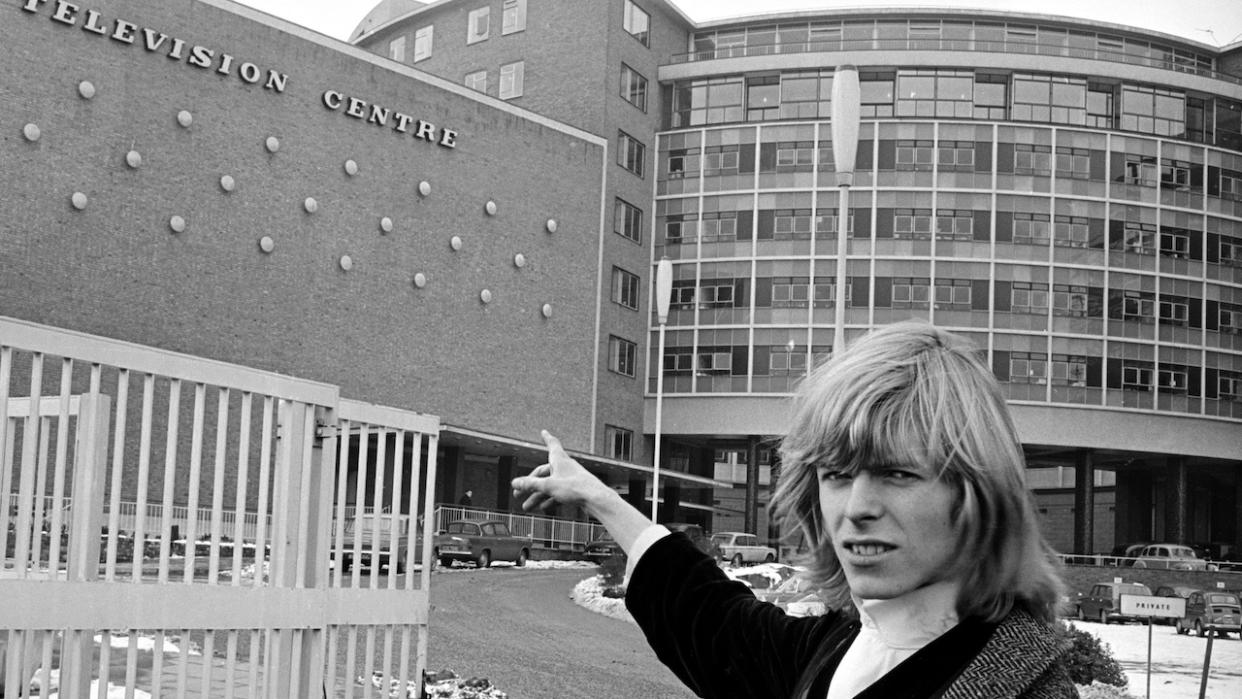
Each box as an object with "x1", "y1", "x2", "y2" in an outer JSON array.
[
  {"x1": 711, "y1": 531, "x2": 778, "y2": 567},
  {"x1": 1075, "y1": 581, "x2": 1152, "y2": 623},
  {"x1": 433, "y1": 520, "x2": 531, "y2": 568},
  {"x1": 584, "y1": 532, "x2": 623, "y2": 565},
  {"x1": 332, "y1": 513, "x2": 421, "y2": 573},
  {"x1": 1175, "y1": 589, "x2": 1242, "y2": 638},
  {"x1": 752, "y1": 569, "x2": 827, "y2": 617},
  {"x1": 1131, "y1": 543, "x2": 1216, "y2": 570}
]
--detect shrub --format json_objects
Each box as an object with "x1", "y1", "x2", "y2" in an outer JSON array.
[
  {"x1": 598, "y1": 552, "x2": 627, "y2": 597},
  {"x1": 1058, "y1": 622, "x2": 1129, "y2": 688}
]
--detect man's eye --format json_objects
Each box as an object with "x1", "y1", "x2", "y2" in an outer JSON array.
[
  {"x1": 818, "y1": 469, "x2": 850, "y2": 482},
  {"x1": 885, "y1": 469, "x2": 920, "y2": 481}
]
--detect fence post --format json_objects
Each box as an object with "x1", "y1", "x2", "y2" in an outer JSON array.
[
  {"x1": 62, "y1": 391, "x2": 111, "y2": 696},
  {"x1": 270, "y1": 400, "x2": 335, "y2": 697}
]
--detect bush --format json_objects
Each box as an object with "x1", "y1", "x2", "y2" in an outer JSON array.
[
  {"x1": 598, "y1": 552, "x2": 627, "y2": 597},
  {"x1": 1058, "y1": 622, "x2": 1129, "y2": 688}
]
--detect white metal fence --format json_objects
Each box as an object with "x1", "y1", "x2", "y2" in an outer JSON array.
[
  {"x1": 433, "y1": 505, "x2": 606, "y2": 550},
  {"x1": 0, "y1": 316, "x2": 439, "y2": 698}
]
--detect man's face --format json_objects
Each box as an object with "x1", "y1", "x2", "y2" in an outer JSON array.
[{"x1": 818, "y1": 462, "x2": 961, "y2": 600}]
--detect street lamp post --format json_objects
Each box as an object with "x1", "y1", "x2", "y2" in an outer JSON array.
[
  {"x1": 652, "y1": 257, "x2": 673, "y2": 522},
  {"x1": 831, "y1": 66, "x2": 861, "y2": 354}
]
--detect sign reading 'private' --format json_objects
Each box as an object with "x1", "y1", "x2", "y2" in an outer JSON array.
[{"x1": 20, "y1": 0, "x2": 460, "y2": 149}]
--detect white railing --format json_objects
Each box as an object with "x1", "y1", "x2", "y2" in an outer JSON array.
[{"x1": 434, "y1": 505, "x2": 606, "y2": 550}]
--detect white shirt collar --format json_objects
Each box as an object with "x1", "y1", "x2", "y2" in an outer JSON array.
[{"x1": 851, "y1": 580, "x2": 962, "y2": 650}]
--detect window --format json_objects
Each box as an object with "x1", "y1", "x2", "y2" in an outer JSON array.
[
  {"x1": 623, "y1": 0, "x2": 650, "y2": 46},
  {"x1": 895, "y1": 140, "x2": 933, "y2": 170},
  {"x1": 703, "y1": 147, "x2": 739, "y2": 174},
  {"x1": 1052, "y1": 285, "x2": 1089, "y2": 316},
  {"x1": 893, "y1": 209, "x2": 933, "y2": 239},
  {"x1": 1221, "y1": 238, "x2": 1241, "y2": 266},
  {"x1": 1159, "y1": 299, "x2": 1189, "y2": 325},
  {"x1": 700, "y1": 213, "x2": 737, "y2": 241},
  {"x1": 771, "y1": 277, "x2": 809, "y2": 308},
  {"x1": 611, "y1": 267, "x2": 639, "y2": 310},
  {"x1": 1009, "y1": 352, "x2": 1048, "y2": 384},
  {"x1": 1054, "y1": 216, "x2": 1090, "y2": 248},
  {"x1": 773, "y1": 209, "x2": 813, "y2": 238},
  {"x1": 698, "y1": 280, "x2": 736, "y2": 308},
  {"x1": 892, "y1": 277, "x2": 931, "y2": 308},
  {"x1": 937, "y1": 141, "x2": 975, "y2": 169},
  {"x1": 613, "y1": 198, "x2": 642, "y2": 243},
  {"x1": 1121, "y1": 292, "x2": 1155, "y2": 321},
  {"x1": 388, "y1": 35, "x2": 407, "y2": 62},
  {"x1": 499, "y1": 61, "x2": 524, "y2": 99},
  {"x1": 1123, "y1": 157, "x2": 1158, "y2": 186},
  {"x1": 1013, "y1": 213, "x2": 1051, "y2": 245},
  {"x1": 698, "y1": 350, "x2": 734, "y2": 374},
  {"x1": 1122, "y1": 223, "x2": 1156, "y2": 254},
  {"x1": 620, "y1": 64, "x2": 648, "y2": 111},
  {"x1": 1013, "y1": 144, "x2": 1051, "y2": 174},
  {"x1": 1011, "y1": 282, "x2": 1049, "y2": 314},
  {"x1": 501, "y1": 0, "x2": 526, "y2": 35},
  {"x1": 1221, "y1": 172, "x2": 1242, "y2": 200},
  {"x1": 1161, "y1": 162, "x2": 1191, "y2": 189},
  {"x1": 1122, "y1": 364, "x2": 1153, "y2": 391},
  {"x1": 605, "y1": 425, "x2": 633, "y2": 461},
  {"x1": 464, "y1": 70, "x2": 487, "y2": 93},
  {"x1": 467, "y1": 7, "x2": 489, "y2": 44},
  {"x1": 618, "y1": 131, "x2": 646, "y2": 177},
  {"x1": 608, "y1": 336, "x2": 637, "y2": 377},
  {"x1": 1051, "y1": 355, "x2": 1088, "y2": 385},
  {"x1": 1158, "y1": 369, "x2": 1187, "y2": 392},
  {"x1": 1159, "y1": 229, "x2": 1190, "y2": 258},
  {"x1": 1220, "y1": 375, "x2": 1242, "y2": 400},
  {"x1": 1055, "y1": 147, "x2": 1091, "y2": 179},
  {"x1": 933, "y1": 279, "x2": 972, "y2": 308},
  {"x1": 769, "y1": 346, "x2": 808, "y2": 375},
  {"x1": 413, "y1": 26, "x2": 433, "y2": 62},
  {"x1": 1222, "y1": 307, "x2": 1242, "y2": 333}
]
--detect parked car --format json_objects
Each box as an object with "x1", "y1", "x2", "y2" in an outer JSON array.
[
  {"x1": 1175, "y1": 590, "x2": 1242, "y2": 638},
  {"x1": 666, "y1": 522, "x2": 723, "y2": 562},
  {"x1": 711, "y1": 531, "x2": 777, "y2": 567},
  {"x1": 1103, "y1": 542, "x2": 1150, "y2": 566},
  {"x1": 1075, "y1": 581, "x2": 1153, "y2": 624},
  {"x1": 584, "y1": 532, "x2": 623, "y2": 565},
  {"x1": 1153, "y1": 585, "x2": 1197, "y2": 626},
  {"x1": 332, "y1": 513, "x2": 421, "y2": 573},
  {"x1": 1132, "y1": 544, "x2": 1215, "y2": 570},
  {"x1": 753, "y1": 574, "x2": 826, "y2": 617},
  {"x1": 433, "y1": 520, "x2": 531, "y2": 568}
]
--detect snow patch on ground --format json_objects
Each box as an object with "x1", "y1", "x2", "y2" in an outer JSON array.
[{"x1": 570, "y1": 575, "x2": 635, "y2": 624}]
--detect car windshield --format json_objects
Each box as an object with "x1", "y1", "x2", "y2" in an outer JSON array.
[
  {"x1": 1170, "y1": 546, "x2": 1197, "y2": 558},
  {"x1": 710, "y1": 534, "x2": 729, "y2": 544},
  {"x1": 447, "y1": 522, "x2": 480, "y2": 535},
  {"x1": 1207, "y1": 593, "x2": 1240, "y2": 605}
]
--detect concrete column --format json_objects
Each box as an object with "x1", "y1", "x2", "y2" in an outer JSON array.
[
  {"x1": 1073, "y1": 449, "x2": 1095, "y2": 555},
  {"x1": 745, "y1": 436, "x2": 761, "y2": 534},
  {"x1": 496, "y1": 455, "x2": 515, "y2": 511},
  {"x1": 627, "y1": 477, "x2": 647, "y2": 512},
  {"x1": 662, "y1": 482, "x2": 681, "y2": 524},
  {"x1": 1168, "y1": 457, "x2": 1188, "y2": 544},
  {"x1": 439, "y1": 446, "x2": 463, "y2": 506}
]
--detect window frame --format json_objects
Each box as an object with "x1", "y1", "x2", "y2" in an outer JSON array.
[
  {"x1": 501, "y1": 0, "x2": 527, "y2": 35},
  {"x1": 608, "y1": 335, "x2": 637, "y2": 377},
  {"x1": 617, "y1": 130, "x2": 647, "y2": 178},
  {"x1": 413, "y1": 25, "x2": 434, "y2": 62},
  {"x1": 620, "y1": 63, "x2": 649, "y2": 112},
  {"x1": 613, "y1": 197, "x2": 643, "y2": 243},
  {"x1": 604, "y1": 425, "x2": 634, "y2": 461},
  {"x1": 467, "y1": 6, "x2": 490, "y2": 44},
  {"x1": 623, "y1": 0, "x2": 650, "y2": 47},
  {"x1": 499, "y1": 60, "x2": 525, "y2": 100},
  {"x1": 464, "y1": 69, "x2": 487, "y2": 93}
]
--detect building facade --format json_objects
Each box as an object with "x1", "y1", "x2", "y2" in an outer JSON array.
[{"x1": 352, "y1": 1, "x2": 1242, "y2": 554}]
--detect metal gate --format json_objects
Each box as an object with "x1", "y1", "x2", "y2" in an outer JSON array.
[{"x1": 0, "y1": 316, "x2": 438, "y2": 698}]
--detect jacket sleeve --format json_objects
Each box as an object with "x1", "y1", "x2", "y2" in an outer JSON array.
[{"x1": 625, "y1": 532, "x2": 842, "y2": 699}]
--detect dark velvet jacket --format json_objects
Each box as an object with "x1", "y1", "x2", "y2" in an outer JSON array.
[{"x1": 625, "y1": 533, "x2": 1078, "y2": 699}]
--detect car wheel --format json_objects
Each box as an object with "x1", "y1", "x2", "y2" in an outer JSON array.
[
  {"x1": 1100, "y1": 610, "x2": 1109, "y2": 625},
  {"x1": 1196, "y1": 620, "x2": 1205, "y2": 637},
  {"x1": 516, "y1": 549, "x2": 528, "y2": 567},
  {"x1": 438, "y1": 557, "x2": 452, "y2": 568},
  {"x1": 1077, "y1": 606, "x2": 1086, "y2": 621},
  {"x1": 731, "y1": 554, "x2": 744, "y2": 567},
  {"x1": 764, "y1": 553, "x2": 775, "y2": 563},
  {"x1": 1175, "y1": 619, "x2": 1184, "y2": 634},
  {"x1": 477, "y1": 550, "x2": 491, "y2": 568},
  {"x1": 1133, "y1": 560, "x2": 1147, "y2": 568}
]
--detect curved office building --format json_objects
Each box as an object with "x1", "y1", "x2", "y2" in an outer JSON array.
[{"x1": 352, "y1": 1, "x2": 1242, "y2": 555}]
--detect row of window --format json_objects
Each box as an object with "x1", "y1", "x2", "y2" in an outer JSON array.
[
  {"x1": 619, "y1": 274, "x2": 1242, "y2": 331},
  {"x1": 464, "y1": 61, "x2": 525, "y2": 100},
  {"x1": 385, "y1": 0, "x2": 528, "y2": 64},
  {"x1": 616, "y1": 340, "x2": 1242, "y2": 399},
  {"x1": 653, "y1": 207, "x2": 1242, "y2": 264},
  {"x1": 684, "y1": 18, "x2": 1215, "y2": 76},
  {"x1": 660, "y1": 138, "x2": 1242, "y2": 200},
  {"x1": 668, "y1": 69, "x2": 1241, "y2": 150}
]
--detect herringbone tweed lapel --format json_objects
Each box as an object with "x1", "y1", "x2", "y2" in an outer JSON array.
[{"x1": 942, "y1": 609, "x2": 1077, "y2": 699}]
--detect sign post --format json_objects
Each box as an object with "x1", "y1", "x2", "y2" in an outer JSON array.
[{"x1": 1120, "y1": 594, "x2": 1187, "y2": 699}]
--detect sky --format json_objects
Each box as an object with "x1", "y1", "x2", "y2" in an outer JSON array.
[{"x1": 228, "y1": 0, "x2": 1242, "y2": 47}]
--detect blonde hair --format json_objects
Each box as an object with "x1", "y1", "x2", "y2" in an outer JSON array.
[{"x1": 772, "y1": 321, "x2": 1065, "y2": 624}]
